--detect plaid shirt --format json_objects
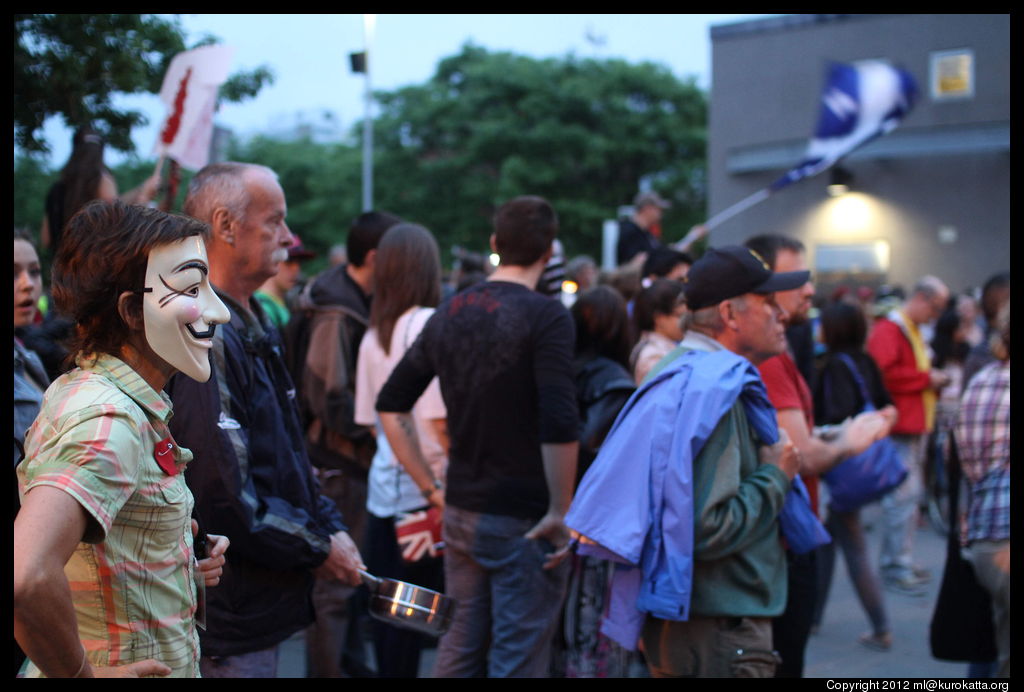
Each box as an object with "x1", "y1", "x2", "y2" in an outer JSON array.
[
  {"x1": 955, "y1": 360, "x2": 1010, "y2": 544},
  {"x1": 18, "y1": 354, "x2": 200, "y2": 677}
]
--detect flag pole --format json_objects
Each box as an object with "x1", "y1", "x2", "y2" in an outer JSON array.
[
  {"x1": 153, "y1": 153, "x2": 166, "y2": 179},
  {"x1": 703, "y1": 187, "x2": 772, "y2": 230}
]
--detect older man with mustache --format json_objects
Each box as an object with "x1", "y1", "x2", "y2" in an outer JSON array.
[{"x1": 166, "y1": 163, "x2": 365, "y2": 678}]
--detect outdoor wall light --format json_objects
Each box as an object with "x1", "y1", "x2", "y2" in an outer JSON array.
[{"x1": 827, "y1": 166, "x2": 854, "y2": 197}]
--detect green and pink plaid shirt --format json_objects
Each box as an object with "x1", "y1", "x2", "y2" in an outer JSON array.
[{"x1": 18, "y1": 354, "x2": 201, "y2": 677}]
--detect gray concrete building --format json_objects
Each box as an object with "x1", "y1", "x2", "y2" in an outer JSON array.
[{"x1": 707, "y1": 14, "x2": 1009, "y2": 296}]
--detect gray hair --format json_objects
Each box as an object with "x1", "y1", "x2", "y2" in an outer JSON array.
[
  {"x1": 684, "y1": 304, "x2": 726, "y2": 335},
  {"x1": 911, "y1": 275, "x2": 948, "y2": 300},
  {"x1": 183, "y1": 162, "x2": 277, "y2": 225},
  {"x1": 683, "y1": 295, "x2": 752, "y2": 336}
]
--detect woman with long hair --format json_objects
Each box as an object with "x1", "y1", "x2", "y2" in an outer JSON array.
[
  {"x1": 13, "y1": 229, "x2": 49, "y2": 675},
  {"x1": 353, "y1": 223, "x2": 447, "y2": 678},
  {"x1": 40, "y1": 127, "x2": 161, "y2": 257},
  {"x1": 13, "y1": 229, "x2": 48, "y2": 464},
  {"x1": 812, "y1": 301, "x2": 898, "y2": 652}
]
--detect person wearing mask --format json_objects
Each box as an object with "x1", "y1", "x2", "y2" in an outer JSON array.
[{"x1": 15, "y1": 201, "x2": 230, "y2": 677}]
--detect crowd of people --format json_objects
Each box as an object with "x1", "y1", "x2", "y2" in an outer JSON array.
[{"x1": 12, "y1": 151, "x2": 1010, "y2": 679}]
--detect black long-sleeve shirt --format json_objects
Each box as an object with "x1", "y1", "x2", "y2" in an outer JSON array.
[{"x1": 377, "y1": 281, "x2": 579, "y2": 520}]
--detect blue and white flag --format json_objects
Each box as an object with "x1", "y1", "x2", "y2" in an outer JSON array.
[{"x1": 770, "y1": 60, "x2": 917, "y2": 191}]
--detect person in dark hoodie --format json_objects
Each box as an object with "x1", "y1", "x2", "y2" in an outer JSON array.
[{"x1": 284, "y1": 209, "x2": 401, "y2": 677}]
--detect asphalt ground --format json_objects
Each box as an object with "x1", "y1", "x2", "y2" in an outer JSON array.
[{"x1": 276, "y1": 502, "x2": 979, "y2": 679}]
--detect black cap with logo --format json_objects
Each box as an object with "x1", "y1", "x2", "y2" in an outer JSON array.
[{"x1": 683, "y1": 245, "x2": 810, "y2": 311}]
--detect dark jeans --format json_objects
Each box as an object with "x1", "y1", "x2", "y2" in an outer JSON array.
[
  {"x1": 432, "y1": 505, "x2": 570, "y2": 677},
  {"x1": 816, "y1": 508, "x2": 890, "y2": 635},
  {"x1": 772, "y1": 548, "x2": 819, "y2": 678}
]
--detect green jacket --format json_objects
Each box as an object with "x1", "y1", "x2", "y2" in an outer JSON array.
[{"x1": 690, "y1": 400, "x2": 789, "y2": 617}]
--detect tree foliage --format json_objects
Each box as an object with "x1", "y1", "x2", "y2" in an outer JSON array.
[
  {"x1": 14, "y1": 14, "x2": 274, "y2": 155},
  {"x1": 16, "y1": 39, "x2": 709, "y2": 280},
  {"x1": 226, "y1": 135, "x2": 364, "y2": 275},
  {"x1": 371, "y1": 44, "x2": 707, "y2": 259},
  {"x1": 12, "y1": 156, "x2": 57, "y2": 240}
]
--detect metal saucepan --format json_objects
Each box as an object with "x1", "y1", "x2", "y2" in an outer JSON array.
[{"x1": 359, "y1": 569, "x2": 456, "y2": 637}]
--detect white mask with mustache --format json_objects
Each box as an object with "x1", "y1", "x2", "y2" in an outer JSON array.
[{"x1": 142, "y1": 236, "x2": 231, "y2": 382}]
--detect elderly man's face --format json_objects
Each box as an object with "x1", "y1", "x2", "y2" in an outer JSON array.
[
  {"x1": 907, "y1": 284, "x2": 949, "y2": 325},
  {"x1": 236, "y1": 171, "x2": 292, "y2": 286},
  {"x1": 730, "y1": 292, "x2": 789, "y2": 364},
  {"x1": 773, "y1": 249, "x2": 814, "y2": 326}
]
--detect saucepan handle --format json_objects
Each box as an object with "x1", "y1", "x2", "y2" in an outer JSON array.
[{"x1": 358, "y1": 569, "x2": 382, "y2": 590}]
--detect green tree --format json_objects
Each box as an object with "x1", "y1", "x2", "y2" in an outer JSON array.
[
  {"x1": 14, "y1": 14, "x2": 273, "y2": 155},
  {"x1": 13, "y1": 156, "x2": 58, "y2": 241},
  {"x1": 227, "y1": 134, "x2": 364, "y2": 275},
  {"x1": 370, "y1": 44, "x2": 707, "y2": 260}
]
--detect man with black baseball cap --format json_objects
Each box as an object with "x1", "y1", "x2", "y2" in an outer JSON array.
[{"x1": 566, "y1": 244, "x2": 811, "y2": 677}]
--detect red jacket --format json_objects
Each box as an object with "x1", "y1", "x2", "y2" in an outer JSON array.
[{"x1": 867, "y1": 317, "x2": 931, "y2": 435}]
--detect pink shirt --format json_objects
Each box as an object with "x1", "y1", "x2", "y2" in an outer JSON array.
[{"x1": 355, "y1": 307, "x2": 447, "y2": 516}]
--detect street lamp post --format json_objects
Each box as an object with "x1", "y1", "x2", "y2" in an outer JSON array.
[{"x1": 362, "y1": 13, "x2": 375, "y2": 212}]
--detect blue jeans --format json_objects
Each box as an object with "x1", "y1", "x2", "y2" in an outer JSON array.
[
  {"x1": 879, "y1": 434, "x2": 925, "y2": 580},
  {"x1": 432, "y1": 505, "x2": 570, "y2": 677}
]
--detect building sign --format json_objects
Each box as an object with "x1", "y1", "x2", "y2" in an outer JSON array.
[{"x1": 930, "y1": 49, "x2": 974, "y2": 99}]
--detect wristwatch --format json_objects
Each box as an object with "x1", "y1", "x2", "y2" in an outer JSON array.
[{"x1": 421, "y1": 478, "x2": 443, "y2": 499}]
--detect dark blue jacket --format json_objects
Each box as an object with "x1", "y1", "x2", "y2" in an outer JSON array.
[{"x1": 167, "y1": 291, "x2": 346, "y2": 657}]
